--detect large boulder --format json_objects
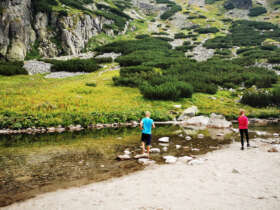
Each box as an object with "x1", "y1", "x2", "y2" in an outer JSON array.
[
  {"x1": 182, "y1": 113, "x2": 232, "y2": 129},
  {"x1": 208, "y1": 113, "x2": 232, "y2": 128},
  {"x1": 178, "y1": 106, "x2": 199, "y2": 121}
]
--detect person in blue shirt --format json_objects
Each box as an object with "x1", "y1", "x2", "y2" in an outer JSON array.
[{"x1": 140, "y1": 111, "x2": 155, "y2": 158}]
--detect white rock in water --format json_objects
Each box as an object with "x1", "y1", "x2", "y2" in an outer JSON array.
[
  {"x1": 124, "y1": 150, "x2": 131, "y2": 155},
  {"x1": 185, "y1": 116, "x2": 210, "y2": 126},
  {"x1": 163, "y1": 146, "x2": 168, "y2": 152},
  {"x1": 138, "y1": 158, "x2": 155, "y2": 165},
  {"x1": 118, "y1": 154, "x2": 131, "y2": 160},
  {"x1": 158, "y1": 137, "x2": 170, "y2": 143},
  {"x1": 150, "y1": 148, "x2": 161, "y2": 153},
  {"x1": 256, "y1": 131, "x2": 267, "y2": 136},
  {"x1": 178, "y1": 156, "x2": 193, "y2": 162},
  {"x1": 159, "y1": 143, "x2": 169, "y2": 147},
  {"x1": 185, "y1": 136, "x2": 192, "y2": 141},
  {"x1": 134, "y1": 154, "x2": 148, "y2": 159},
  {"x1": 273, "y1": 133, "x2": 279, "y2": 138},
  {"x1": 178, "y1": 134, "x2": 184, "y2": 137},
  {"x1": 176, "y1": 145, "x2": 182, "y2": 149},
  {"x1": 197, "y1": 134, "x2": 204, "y2": 139},
  {"x1": 231, "y1": 128, "x2": 239, "y2": 133},
  {"x1": 188, "y1": 158, "x2": 206, "y2": 165},
  {"x1": 217, "y1": 133, "x2": 224, "y2": 137},
  {"x1": 208, "y1": 113, "x2": 232, "y2": 128},
  {"x1": 173, "y1": 104, "x2": 182, "y2": 109},
  {"x1": 163, "y1": 156, "x2": 177, "y2": 164},
  {"x1": 192, "y1": 148, "x2": 200, "y2": 151}
]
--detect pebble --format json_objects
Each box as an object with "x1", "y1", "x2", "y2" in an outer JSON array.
[
  {"x1": 185, "y1": 136, "x2": 192, "y2": 141},
  {"x1": 188, "y1": 158, "x2": 206, "y2": 165},
  {"x1": 273, "y1": 133, "x2": 279, "y2": 138},
  {"x1": 197, "y1": 134, "x2": 204, "y2": 139},
  {"x1": 192, "y1": 148, "x2": 200, "y2": 152},
  {"x1": 176, "y1": 145, "x2": 182, "y2": 149},
  {"x1": 232, "y1": 168, "x2": 240, "y2": 174},
  {"x1": 162, "y1": 146, "x2": 168, "y2": 152},
  {"x1": 159, "y1": 143, "x2": 169, "y2": 147}
]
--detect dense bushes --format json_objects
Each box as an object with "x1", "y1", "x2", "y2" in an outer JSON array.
[
  {"x1": 241, "y1": 87, "x2": 280, "y2": 107},
  {"x1": 195, "y1": 27, "x2": 219, "y2": 34},
  {"x1": 204, "y1": 20, "x2": 280, "y2": 49},
  {"x1": 248, "y1": 7, "x2": 267, "y2": 17},
  {"x1": 43, "y1": 59, "x2": 100, "y2": 73},
  {"x1": 140, "y1": 81, "x2": 193, "y2": 100},
  {"x1": 156, "y1": 0, "x2": 182, "y2": 20},
  {"x1": 0, "y1": 61, "x2": 28, "y2": 76}
]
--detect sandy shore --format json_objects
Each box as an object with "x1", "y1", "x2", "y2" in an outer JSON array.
[{"x1": 3, "y1": 141, "x2": 280, "y2": 210}]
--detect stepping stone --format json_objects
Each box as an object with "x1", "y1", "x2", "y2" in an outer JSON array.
[
  {"x1": 178, "y1": 156, "x2": 193, "y2": 163},
  {"x1": 176, "y1": 145, "x2": 182, "y2": 149},
  {"x1": 163, "y1": 146, "x2": 168, "y2": 152},
  {"x1": 150, "y1": 148, "x2": 161, "y2": 153},
  {"x1": 163, "y1": 156, "x2": 177, "y2": 164},
  {"x1": 158, "y1": 137, "x2": 169, "y2": 143},
  {"x1": 159, "y1": 143, "x2": 169, "y2": 147},
  {"x1": 134, "y1": 154, "x2": 149, "y2": 159},
  {"x1": 117, "y1": 154, "x2": 131, "y2": 160},
  {"x1": 138, "y1": 158, "x2": 156, "y2": 165}
]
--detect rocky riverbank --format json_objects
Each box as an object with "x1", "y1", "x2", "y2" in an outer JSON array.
[{"x1": 4, "y1": 139, "x2": 280, "y2": 210}]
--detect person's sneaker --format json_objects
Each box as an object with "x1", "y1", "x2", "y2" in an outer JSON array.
[
  {"x1": 247, "y1": 143, "x2": 250, "y2": 147},
  {"x1": 241, "y1": 146, "x2": 244, "y2": 150}
]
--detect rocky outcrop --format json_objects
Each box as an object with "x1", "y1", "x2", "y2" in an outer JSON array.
[
  {"x1": 0, "y1": 1, "x2": 131, "y2": 61},
  {"x1": 0, "y1": 0, "x2": 36, "y2": 61}
]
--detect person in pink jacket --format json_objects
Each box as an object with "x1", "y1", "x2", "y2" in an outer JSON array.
[{"x1": 238, "y1": 109, "x2": 250, "y2": 150}]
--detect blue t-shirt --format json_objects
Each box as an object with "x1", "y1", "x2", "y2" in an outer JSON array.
[{"x1": 141, "y1": 118, "x2": 154, "y2": 134}]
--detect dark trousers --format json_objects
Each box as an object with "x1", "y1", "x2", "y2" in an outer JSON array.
[{"x1": 239, "y1": 129, "x2": 249, "y2": 147}]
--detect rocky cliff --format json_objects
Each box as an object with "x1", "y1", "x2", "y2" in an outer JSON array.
[{"x1": 0, "y1": 0, "x2": 132, "y2": 61}]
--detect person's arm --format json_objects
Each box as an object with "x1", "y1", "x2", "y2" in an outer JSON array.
[
  {"x1": 152, "y1": 121, "x2": 155, "y2": 128},
  {"x1": 140, "y1": 120, "x2": 143, "y2": 130}
]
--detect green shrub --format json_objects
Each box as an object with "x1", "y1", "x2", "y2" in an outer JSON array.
[
  {"x1": 95, "y1": 57, "x2": 113, "y2": 64},
  {"x1": 248, "y1": 7, "x2": 267, "y2": 17},
  {"x1": 45, "y1": 59, "x2": 100, "y2": 73},
  {"x1": 140, "y1": 81, "x2": 193, "y2": 100},
  {"x1": 223, "y1": 2, "x2": 235, "y2": 10},
  {"x1": 195, "y1": 27, "x2": 219, "y2": 34},
  {"x1": 268, "y1": 56, "x2": 280, "y2": 64},
  {"x1": 241, "y1": 87, "x2": 280, "y2": 107},
  {"x1": 136, "y1": 34, "x2": 150, "y2": 39},
  {"x1": 0, "y1": 61, "x2": 28, "y2": 76},
  {"x1": 85, "y1": 82, "x2": 97, "y2": 87}
]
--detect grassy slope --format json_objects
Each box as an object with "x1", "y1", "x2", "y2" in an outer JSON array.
[{"x1": 0, "y1": 64, "x2": 278, "y2": 123}]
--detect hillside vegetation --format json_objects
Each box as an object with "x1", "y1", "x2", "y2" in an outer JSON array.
[{"x1": 0, "y1": 0, "x2": 279, "y2": 129}]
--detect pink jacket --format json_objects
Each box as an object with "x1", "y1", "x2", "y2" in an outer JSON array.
[{"x1": 238, "y1": 116, "x2": 248, "y2": 129}]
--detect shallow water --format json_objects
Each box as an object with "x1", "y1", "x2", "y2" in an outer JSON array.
[{"x1": 0, "y1": 125, "x2": 278, "y2": 207}]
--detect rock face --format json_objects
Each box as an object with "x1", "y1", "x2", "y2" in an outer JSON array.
[
  {"x1": 0, "y1": 0, "x2": 36, "y2": 61},
  {"x1": 0, "y1": 1, "x2": 130, "y2": 61},
  {"x1": 226, "y1": 0, "x2": 252, "y2": 9}
]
